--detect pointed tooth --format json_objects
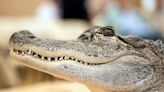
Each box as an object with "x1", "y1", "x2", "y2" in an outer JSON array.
[
  {"x1": 55, "y1": 57, "x2": 58, "y2": 61},
  {"x1": 34, "y1": 54, "x2": 38, "y2": 58},
  {"x1": 28, "y1": 49, "x2": 31, "y2": 54},
  {"x1": 71, "y1": 57, "x2": 74, "y2": 60},
  {"x1": 24, "y1": 51, "x2": 27, "y2": 54},
  {"x1": 59, "y1": 57, "x2": 63, "y2": 60},
  {"x1": 17, "y1": 51, "x2": 21, "y2": 54},
  {"x1": 92, "y1": 64, "x2": 96, "y2": 65},
  {"x1": 48, "y1": 57, "x2": 51, "y2": 61},
  {"x1": 66, "y1": 56, "x2": 69, "y2": 60},
  {"x1": 75, "y1": 59, "x2": 78, "y2": 62},
  {"x1": 89, "y1": 63, "x2": 93, "y2": 65},
  {"x1": 21, "y1": 52, "x2": 25, "y2": 55},
  {"x1": 64, "y1": 56, "x2": 67, "y2": 60},
  {"x1": 41, "y1": 56, "x2": 44, "y2": 60},
  {"x1": 16, "y1": 51, "x2": 19, "y2": 54},
  {"x1": 88, "y1": 63, "x2": 92, "y2": 65},
  {"x1": 79, "y1": 61, "x2": 83, "y2": 64},
  {"x1": 32, "y1": 52, "x2": 35, "y2": 56},
  {"x1": 84, "y1": 62, "x2": 88, "y2": 65},
  {"x1": 65, "y1": 56, "x2": 69, "y2": 60}
]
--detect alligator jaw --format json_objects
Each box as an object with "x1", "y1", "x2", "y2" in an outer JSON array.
[
  {"x1": 9, "y1": 47, "x2": 100, "y2": 66},
  {"x1": 9, "y1": 42, "x2": 143, "y2": 67}
]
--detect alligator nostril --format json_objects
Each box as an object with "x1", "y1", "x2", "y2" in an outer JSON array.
[{"x1": 28, "y1": 35, "x2": 36, "y2": 39}]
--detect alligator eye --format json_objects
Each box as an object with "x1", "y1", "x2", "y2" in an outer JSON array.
[
  {"x1": 78, "y1": 26, "x2": 114, "y2": 42},
  {"x1": 78, "y1": 32, "x2": 93, "y2": 42},
  {"x1": 96, "y1": 26, "x2": 115, "y2": 37},
  {"x1": 78, "y1": 34, "x2": 89, "y2": 40}
]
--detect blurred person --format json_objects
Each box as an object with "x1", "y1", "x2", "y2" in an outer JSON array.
[
  {"x1": 141, "y1": 0, "x2": 156, "y2": 12},
  {"x1": 103, "y1": 0, "x2": 161, "y2": 40},
  {"x1": 86, "y1": 0, "x2": 109, "y2": 24},
  {"x1": 156, "y1": 0, "x2": 164, "y2": 14},
  {"x1": 146, "y1": 0, "x2": 164, "y2": 36},
  {"x1": 36, "y1": 0, "x2": 59, "y2": 22}
]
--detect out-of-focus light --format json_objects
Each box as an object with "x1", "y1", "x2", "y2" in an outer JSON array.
[
  {"x1": 141, "y1": 0, "x2": 156, "y2": 12},
  {"x1": 36, "y1": 2, "x2": 59, "y2": 22}
]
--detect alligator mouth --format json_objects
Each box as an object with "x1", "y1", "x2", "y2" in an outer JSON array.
[
  {"x1": 10, "y1": 46, "x2": 144, "y2": 66},
  {"x1": 10, "y1": 48, "x2": 101, "y2": 66}
]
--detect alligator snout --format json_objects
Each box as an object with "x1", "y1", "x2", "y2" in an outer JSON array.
[
  {"x1": 9, "y1": 30, "x2": 36, "y2": 46},
  {"x1": 11, "y1": 30, "x2": 35, "y2": 39}
]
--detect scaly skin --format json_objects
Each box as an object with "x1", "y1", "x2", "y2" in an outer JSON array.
[{"x1": 9, "y1": 26, "x2": 164, "y2": 92}]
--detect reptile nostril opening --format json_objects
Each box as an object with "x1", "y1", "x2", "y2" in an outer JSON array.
[{"x1": 28, "y1": 35, "x2": 36, "y2": 39}]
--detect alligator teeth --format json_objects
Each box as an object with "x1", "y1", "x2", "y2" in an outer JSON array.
[
  {"x1": 32, "y1": 52, "x2": 35, "y2": 56},
  {"x1": 64, "y1": 56, "x2": 69, "y2": 60},
  {"x1": 34, "y1": 54, "x2": 38, "y2": 58},
  {"x1": 71, "y1": 57, "x2": 74, "y2": 60},
  {"x1": 24, "y1": 51, "x2": 28, "y2": 54},
  {"x1": 59, "y1": 57, "x2": 63, "y2": 61},
  {"x1": 92, "y1": 64, "x2": 96, "y2": 65},
  {"x1": 13, "y1": 49, "x2": 99, "y2": 66},
  {"x1": 28, "y1": 50, "x2": 31, "y2": 54},
  {"x1": 75, "y1": 59, "x2": 78, "y2": 62},
  {"x1": 21, "y1": 52, "x2": 24, "y2": 55},
  {"x1": 16, "y1": 51, "x2": 19, "y2": 54},
  {"x1": 48, "y1": 57, "x2": 51, "y2": 61},
  {"x1": 41, "y1": 56, "x2": 44, "y2": 60},
  {"x1": 55, "y1": 57, "x2": 58, "y2": 61},
  {"x1": 84, "y1": 62, "x2": 88, "y2": 65}
]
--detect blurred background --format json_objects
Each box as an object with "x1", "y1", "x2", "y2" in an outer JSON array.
[{"x1": 0, "y1": 0, "x2": 163, "y2": 92}]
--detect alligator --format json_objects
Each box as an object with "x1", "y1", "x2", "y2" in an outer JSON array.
[{"x1": 9, "y1": 26, "x2": 164, "y2": 92}]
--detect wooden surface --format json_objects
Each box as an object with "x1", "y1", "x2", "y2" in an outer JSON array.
[
  {"x1": 0, "y1": 81, "x2": 90, "y2": 92},
  {"x1": 0, "y1": 0, "x2": 40, "y2": 16}
]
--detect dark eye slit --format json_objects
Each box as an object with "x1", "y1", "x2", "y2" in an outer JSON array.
[{"x1": 116, "y1": 36, "x2": 129, "y2": 44}]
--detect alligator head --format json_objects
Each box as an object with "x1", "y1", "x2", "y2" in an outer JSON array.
[{"x1": 9, "y1": 26, "x2": 164, "y2": 92}]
